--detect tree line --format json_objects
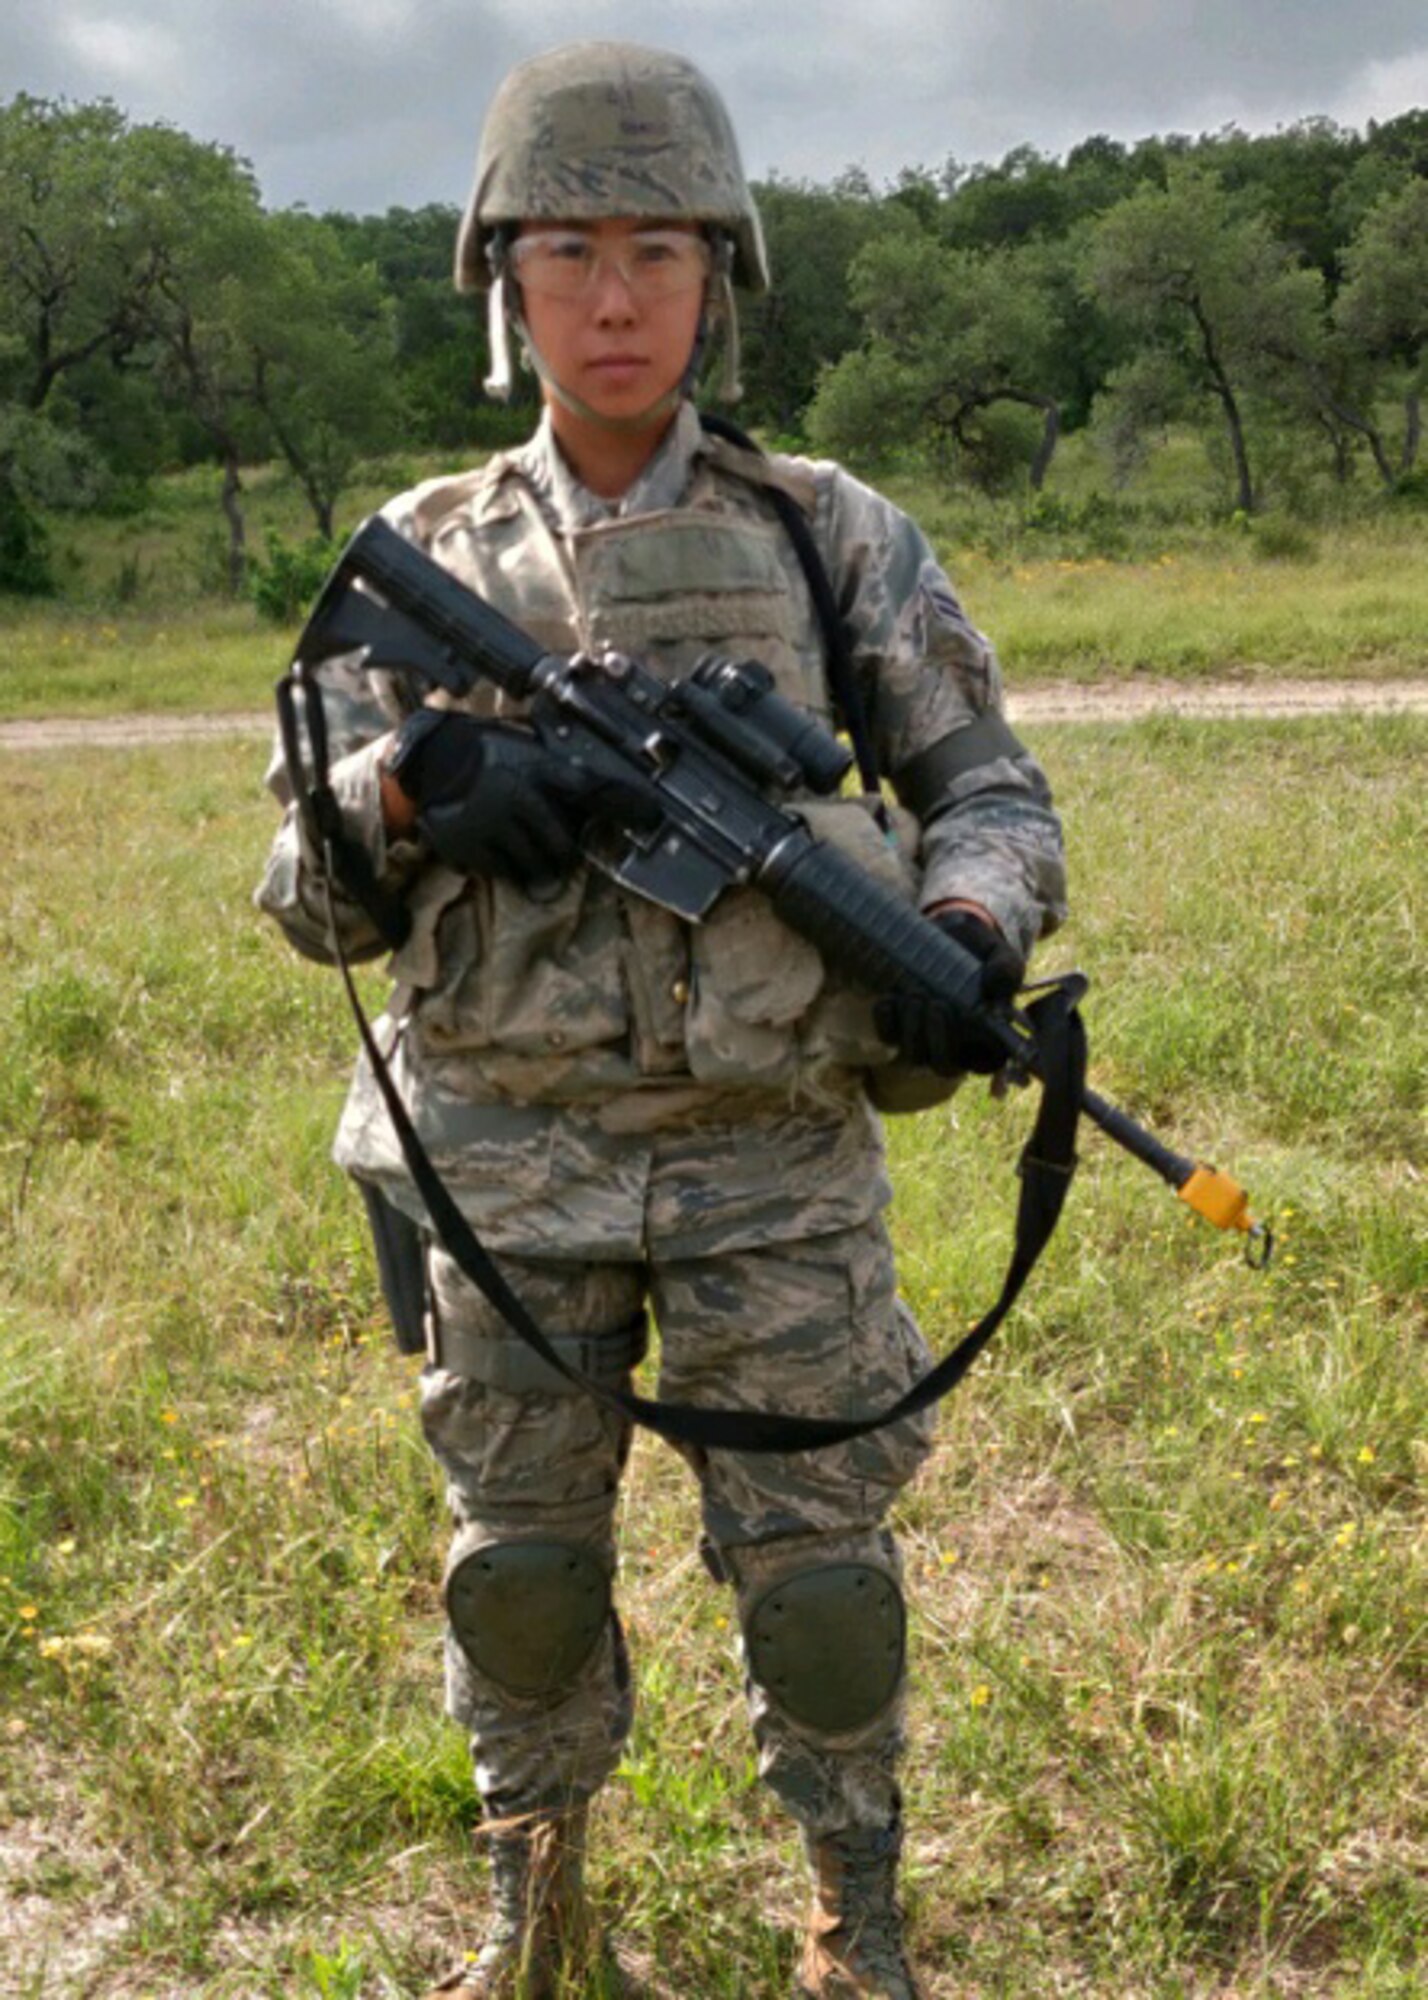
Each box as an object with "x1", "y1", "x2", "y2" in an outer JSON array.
[{"x1": 2, "y1": 93, "x2": 1426, "y2": 593}]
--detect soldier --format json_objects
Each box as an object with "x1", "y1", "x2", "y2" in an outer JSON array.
[{"x1": 257, "y1": 40, "x2": 1066, "y2": 2000}]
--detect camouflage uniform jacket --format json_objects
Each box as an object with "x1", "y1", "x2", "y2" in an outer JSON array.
[{"x1": 256, "y1": 402, "x2": 1066, "y2": 1257}]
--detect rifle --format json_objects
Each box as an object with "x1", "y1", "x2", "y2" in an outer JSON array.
[{"x1": 274, "y1": 518, "x2": 1270, "y2": 1453}]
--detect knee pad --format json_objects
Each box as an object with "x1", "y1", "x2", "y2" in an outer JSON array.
[
  {"x1": 744, "y1": 1563, "x2": 905, "y2": 1735},
  {"x1": 446, "y1": 1541, "x2": 611, "y2": 1698}
]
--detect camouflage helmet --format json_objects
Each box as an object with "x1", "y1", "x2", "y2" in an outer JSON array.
[{"x1": 455, "y1": 41, "x2": 769, "y2": 295}]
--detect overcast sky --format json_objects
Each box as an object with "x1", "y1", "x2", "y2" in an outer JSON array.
[{"x1": 6, "y1": 1, "x2": 1428, "y2": 216}]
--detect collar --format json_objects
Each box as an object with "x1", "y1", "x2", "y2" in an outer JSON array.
[{"x1": 515, "y1": 403, "x2": 710, "y2": 533}]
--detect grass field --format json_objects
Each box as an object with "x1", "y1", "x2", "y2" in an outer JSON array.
[
  {"x1": 3, "y1": 446, "x2": 1425, "y2": 722},
  {"x1": 1, "y1": 710, "x2": 1424, "y2": 1996}
]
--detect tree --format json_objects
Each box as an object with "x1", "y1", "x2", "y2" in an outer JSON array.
[
  {"x1": 1061, "y1": 134, "x2": 1152, "y2": 219},
  {"x1": 737, "y1": 174, "x2": 883, "y2": 435},
  {"x1": 1362, "y1": 108, "x2": 1428, "y2": 178},
  {"x1": 240, "y1": 211, "x2": 402, "y2": 538},
  {"x1": 1335, "y1": 178, "x2": 1428, "y2": 475},
  {"x1": 945, "y1": 145, "x2": 1074, "y2": 249},
  {"x1": 807, "y1": 223, "x2": 1074, "y2": 491},
  {"x1": 1084, "y1": 163, "x2": 1324, "y2": 512},
  {"x1": 1201, "y1": 118, "x2": 1365, "y2": 280},
  {"x1": 1086, "y1": 350, "x2": 1191, "y2": 487},
  {"x1": 0, "y1": 96, "x2": 150, "y2": 409},
  {"x1": 0, "y1": 98, "x2": 299, "y2": 572},
  {"x1": 322, "y1": 203, "x2": 520, "y2": 448},
  {"x1": 130, "y1": 127, "x2": 273, "y2": 589}
]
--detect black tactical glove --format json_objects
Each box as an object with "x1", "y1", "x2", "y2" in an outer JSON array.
[
  {"x1": 873, "y1": 907, "x2": 1025, "y2": 1075},
  {"x1": 387, "y1": 709, "x2": 657, "y2": 892}
]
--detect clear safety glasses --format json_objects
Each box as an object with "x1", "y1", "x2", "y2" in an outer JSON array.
[{"x1": 509, "y1": 229, "x2": 714, "y2": 304}]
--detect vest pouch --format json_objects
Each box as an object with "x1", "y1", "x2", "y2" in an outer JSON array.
[
  {"x1": 685, "y1": 886, "x2": 825, "y2": 1087},
  {"x1": 795, "y1": 798, "x2": 964, "y2": 1115},
  {"x1": 412, "y1": 869, "x2": 631, "y2": 1060},
  {"x1": 571, "y1": 509, "x2": 825, "y2": 716},
  {"x1": 386, "y1": 860, "x2": 467, "y2": 994}
]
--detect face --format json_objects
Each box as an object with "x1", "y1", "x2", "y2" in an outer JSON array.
[{"x1": 512, "y1": 218, "x2": 709, "y2": 429}]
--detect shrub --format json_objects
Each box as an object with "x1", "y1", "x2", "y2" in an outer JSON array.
[
  {"x1": 0, "y1": 471, "x2": 55, "y2": 596},
  {"x1": 1022, "y1": 490, "x2": 1134, "y2": 559},
  {"x1": 250, "y1": 529, "x2": 339, "y2": 623},
  {"x1": 1388, "y1": 466, "x2": 1428, "y2": 508},
  {"x1": 112, "y1": 549, "x2": 145, "y2": 605},
  {"x1": 1250, "y1": 516, "x2": 1320, "y2": 563}
]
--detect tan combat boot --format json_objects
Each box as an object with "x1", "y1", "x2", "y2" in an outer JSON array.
[
  {"x1": 426, "y1": 1803, "x2": 616, "y2": 1999},
  {"x1": 795, "y1": 1820, "x2": 924, "y2": 2000}
]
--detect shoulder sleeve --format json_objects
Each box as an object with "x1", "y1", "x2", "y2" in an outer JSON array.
[
  {"x1": 807, "y1": 461, "x2": 1068, "y2": 958},
  {"x1": 805, "y1": 461, "x2": 999, "y2": 763}
]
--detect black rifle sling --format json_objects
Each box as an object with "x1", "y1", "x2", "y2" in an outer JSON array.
[
  {"x1": 295, "y1": 726, "x2": 1085, "y2": 1451},
  {"x1": 324, "y1": 860, "x2": 1083, "y2": 1452}
]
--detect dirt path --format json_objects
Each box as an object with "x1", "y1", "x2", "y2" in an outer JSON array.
[
  {"x1": 1, "y1": 677, "x2": 1427, "y2": 751},
  {"x1": 1009, "y1": 675, "x2": 1428, "y2": 723}
]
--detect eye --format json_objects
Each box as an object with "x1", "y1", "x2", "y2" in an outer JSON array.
[
  {"x1": 516, "y1": 232, "x2": 594, "y2": 277},
  {"x1": 630, "y1": 235, "x2": 683, "y2": 268},
  {"x1": 543, "y1": 234, "x2": 594, "y2": 268}
]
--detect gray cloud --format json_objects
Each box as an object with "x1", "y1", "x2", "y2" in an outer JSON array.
[{"x1": 3, "y1": 0, "x2": 1425, "y2": 216}]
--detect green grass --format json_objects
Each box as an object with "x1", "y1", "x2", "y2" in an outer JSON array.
[
  {"x1": 1, "y1": 717, "x2": 1423, "y2": 1995},
  {"x1": 0, "y1": 603, "x2": 286, "y2": 718},
  {"x1": 954, "y1": 528, "x2": 1428, "y2": 682}
]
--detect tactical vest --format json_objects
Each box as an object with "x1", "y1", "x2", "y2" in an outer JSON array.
[{"x1": 383, "y1": 436, "x2": 926, "y2": 1106}]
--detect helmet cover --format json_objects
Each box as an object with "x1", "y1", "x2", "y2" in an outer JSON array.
[{"x1": 455, "y1": 41, "x2": 768, "y2": 294}]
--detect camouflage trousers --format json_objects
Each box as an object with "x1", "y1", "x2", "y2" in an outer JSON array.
[{"x1": 418, "y1": 1215, "x2": 935, "y2": 1835}]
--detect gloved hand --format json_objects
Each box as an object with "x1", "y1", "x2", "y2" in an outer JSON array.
[
  {"x1": 387, "y1": 709, "x2": 657, "y2": 892},
  {"x1": 873, "y1": 907, "x2": 1025, "y2": 1075}
]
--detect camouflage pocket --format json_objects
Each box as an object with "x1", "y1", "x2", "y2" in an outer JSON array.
[
  {"x1": 387, "y1": 861, "x2": 467, "y2": 992},
  {"x1": 684, "y1": 887, "x2": 825, "y2": 1085},
  {"x1": 846, "y1": 1295, "x2": 937, "y2": 1498},
  {"x1": 659, "y1": 1222, "x2": 935, "y2": 1547},
  {"x1": 415, "y1": 870, "x2": 632, "y2": 1058},
  {"x1": 685, "y1": 796, "x2": 936, "y2": 1090}
]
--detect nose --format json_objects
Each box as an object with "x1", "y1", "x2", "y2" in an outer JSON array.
[{"x1": 589, "y1": 251, "x2": 640, "y2": 323}]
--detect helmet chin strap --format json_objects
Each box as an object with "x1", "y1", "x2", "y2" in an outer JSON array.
[
  {"x1": 711, "y1": 241, "x2": 744, "y2": 402},
  {"x1": 482, "y1": 236, "x2": 744, "y2": 425},
  {"x1": 482, "y1": 272, "x2": 516, "y2": 400}
]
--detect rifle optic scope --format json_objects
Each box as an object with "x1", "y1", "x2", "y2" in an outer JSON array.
[{"x1": 686, "y1": 655, "x2": 853, "y2": 797}]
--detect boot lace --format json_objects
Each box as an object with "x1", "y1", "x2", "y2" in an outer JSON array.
[{"x1": 825, "y1": 1827, "x2": 916, "y2": 1994}]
